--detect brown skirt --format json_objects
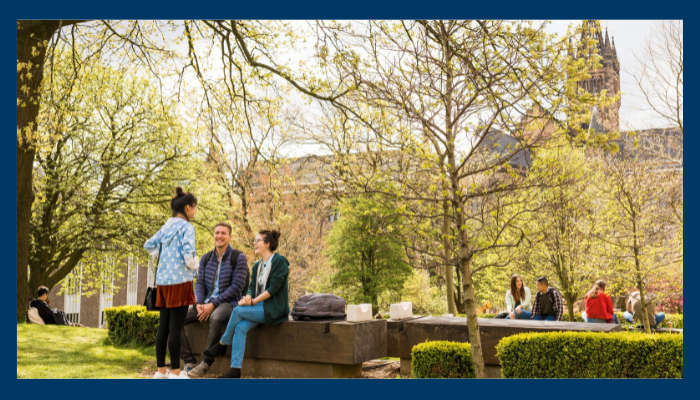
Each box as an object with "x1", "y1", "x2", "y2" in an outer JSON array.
[{"x1": 156, "y1": 281, "x2": 196, "y2": 308}]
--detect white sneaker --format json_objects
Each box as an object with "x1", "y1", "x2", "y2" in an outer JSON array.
[
  {"x1": 153, "y1": 370, "x2": 170, "y2": 379},
  {"x1": 168, "y1": 371, "x2": 190, "y2": 379}
]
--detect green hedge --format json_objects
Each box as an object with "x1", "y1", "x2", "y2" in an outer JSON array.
[
  {"x1": 104, "y1": 306, "x2": 159, "y2": 346},
  {"x1": 497, "y1": 331, "x2": 683, "y2": 378},
  {"x1": 411, "y1": 341, "x2": 475, "y2": 378}
]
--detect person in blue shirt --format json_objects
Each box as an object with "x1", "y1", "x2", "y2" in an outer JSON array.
[
  {"x1": 180, "y1": 222, "x2": 249, "y2": 378},
  {"x1": 144, "y1": 187, "x2": 199, "y2": 379}
]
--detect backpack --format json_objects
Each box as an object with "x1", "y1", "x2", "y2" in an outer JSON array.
[
  {"x1": 291, "y1": 293, "x2": 347, "y2": 321},
  {"x1": 52, "y1": 310, "x2": 71, "y2": 326},
  {"x1": 201, "y1": 249, "x2": 250, "y2": 302}
]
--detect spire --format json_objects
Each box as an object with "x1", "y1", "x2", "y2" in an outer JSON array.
[
  {"x1": 581, "y1": 20, "x2": 604, "y2": 57},
  {"x1": 605, "y1": 27, "x2": 610, "y2": 51},
  {"x1": 568, "y1": 36, "x2": 574, "y2": 59}
]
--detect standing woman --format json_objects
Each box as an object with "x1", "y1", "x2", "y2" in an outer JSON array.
[
  {"x1": 203, "y1": 229, "x2": 290, "y2": 379},
  {"x1": 582, "y1": 280, "x2": 620, "y2": 324},
  {"x1": 505, "y1": 274, "x2": 532, "y2": 319},
  {"x1": 144, "y1": 187, "x2": 199, "y2": 379}
]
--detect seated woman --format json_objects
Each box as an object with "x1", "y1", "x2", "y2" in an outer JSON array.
[
  {"x1": 505, "y1": 274, "x2": 532, "y2": 320},
  {"x1": 582, "y1": 280, "x2": 620, "y2": 324},
  {"x1": 202, "y1": 229, "x2": 290, "y2": 379}
]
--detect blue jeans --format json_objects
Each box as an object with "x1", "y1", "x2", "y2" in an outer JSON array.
[
  {"x1": 505, "y1": 310, "x2": 532, "y2": 319},
  {"x1": 623, "y1": 311, "x2": 665, "y2": 327},
  {"x1": 532, "y1": 314, "x2": 557, "y2": 321},
  {"x1": 582, "y1": 312, "x2": 620, "y2": 324},
  {"x1": 220, "y1": 302, "x2": 266, "y2": 368}
]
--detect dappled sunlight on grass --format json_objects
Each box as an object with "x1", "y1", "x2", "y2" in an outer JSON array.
[{"x1": 17, "y1": 323, "x2": 158, "y2": 379}]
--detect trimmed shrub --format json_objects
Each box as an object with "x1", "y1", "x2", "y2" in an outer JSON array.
[
  {"x1": 411, "y1": 341, "x2": 475, "y2": 378},
  {"x1": 104, "y1": 306, "x2": 159, "y2": 346},
  {"x1": 497, "y1": 331, "x2": 683, "y2": 378}
]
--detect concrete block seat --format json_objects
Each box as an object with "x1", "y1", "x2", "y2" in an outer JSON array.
[
  {"x1": 387, "y1": 316, "x2": 621, "y2": 377},
  {"x1": 184, "y1": 316, "x2": 386, "y2": 378}
]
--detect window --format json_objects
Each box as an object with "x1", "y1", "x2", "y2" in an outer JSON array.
[
  {"x1": 64, "y1": 264, "x2": 82, "y2": 325},
  {"x1": 126, "y1": 257, "x2": 139, "y2": 306},
  {"x1": 147, "y1": 260, "x2": 156, "y2": 287},
  {"x1": 98, "y1": 264, "x2": 114, "y2": 328}
]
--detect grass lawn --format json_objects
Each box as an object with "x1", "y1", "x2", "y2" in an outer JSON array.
[{"x1": 17, "y1": 323, "x2": 158, "y2": 379}]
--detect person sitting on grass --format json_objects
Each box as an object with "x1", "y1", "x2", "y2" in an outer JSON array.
[
  {"x1": 582, "y1": 280, "x2": 620, "y2": 324},
  {"x1": 530, "y1": 277, "x2": 564, "y2": 321},
  {"x1": 505, "y1": 274, "x2": 532, "y2": 320},
  {"x1": 29, "y1": 286, "x2": 55, "y2": 325},
  {"x1": 624, "y1": 285, "x2": 665, "y2": 329}
]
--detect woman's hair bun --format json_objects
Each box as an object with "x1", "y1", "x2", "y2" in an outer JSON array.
[
  {"x1": 271, "y1": 229, "x2": 281, "y2": 240},
  {"x1": 175, "y1": 186, "x2": 184, "y2": 197}
]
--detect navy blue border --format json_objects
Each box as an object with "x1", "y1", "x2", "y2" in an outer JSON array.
[{"x1": 5, "y1": 0, "x2": 691, "y2": 398}]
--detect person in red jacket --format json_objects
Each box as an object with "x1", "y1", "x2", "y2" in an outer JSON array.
[{"x1": 582, "y1": 280, "x2": 620, "y2": 324}]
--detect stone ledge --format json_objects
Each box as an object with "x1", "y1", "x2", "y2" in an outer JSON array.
[{"x1": 184, "y1": 317, "x2": 386, "y2": 377}]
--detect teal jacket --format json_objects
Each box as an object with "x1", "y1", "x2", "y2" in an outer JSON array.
[{"x1": 247, "y1": 253, "x2": 290, "y2": 326}]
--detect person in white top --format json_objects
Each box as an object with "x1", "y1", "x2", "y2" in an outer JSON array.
[{"x1": 505, "y1": 274, "x2": 532, "y2": 320}]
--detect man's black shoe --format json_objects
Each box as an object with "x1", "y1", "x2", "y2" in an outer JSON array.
[
  {"x1": 203, "y1": 342, "x2": 227, "y2": 359},
  {"x1": 218, "y1": 368, "x2": 241, "y2": 379}
]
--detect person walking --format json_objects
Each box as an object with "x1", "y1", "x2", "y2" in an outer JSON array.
[
  {"x1": 144, "y1": 187, "x2": 199, "y2": 379},
  {"x1": 202, "y1": 229, "x2": 290, "y2": 379}
]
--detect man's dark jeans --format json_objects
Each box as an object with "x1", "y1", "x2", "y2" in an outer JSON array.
[{"x1": 180, "y1": 303, "x2": 234, "y2": 365}]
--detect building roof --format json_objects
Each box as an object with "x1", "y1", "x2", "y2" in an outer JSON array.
[{"x1": 480, "y1": 130, "x2": 532, "y2": 170}]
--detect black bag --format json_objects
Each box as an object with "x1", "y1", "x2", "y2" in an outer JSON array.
[
  {"x1": 493, "y1": 311, "x2": 509, "y2": 319},
  {"x1": 52, "y1": 310, "x2": 70, "y2": 325},
  {"x1": 143, "y1": 243, "x2": 162, "y2": 311},
  {"x1": 291, "y1": 293, "x2": 347, "y2": 321},
  {"x1": 201, "y1": 249, "x2": 250, "y2": 302}
]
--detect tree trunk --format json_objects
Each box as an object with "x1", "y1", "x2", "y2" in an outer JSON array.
[
  {"x1": 454, "y1": 254, "x2": 465, "y2": 314},
  {"x1": 442, "y1": 199, "x2": 456, "y2": 315},
  {"x1": 632, "y1": 215, "x2": 652, "y2": 333},
  {"x1": 460, "y1": 259, "x2": 486, "y2": 378},
  {"x1": 17, "y1": 21, "x2": 61, "y2": 322},
  {"x1": 565, "y1": 293, "x2": 575, "y2": 322}
]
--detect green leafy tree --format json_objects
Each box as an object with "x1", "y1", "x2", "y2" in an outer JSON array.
[
  {"x1": 598, "y1": 147, "x2": 681, "y2": 333},
  {"x1": 514, "y1": 140, "x2": 608, "y2": 321},
  {"x1": 29, "y1": 50, "x2": 228, "y2": 296},
  {"x1": 327, "y1": 195, "x2": 412, "y2": 313},
  {"x1": 308, "y1": 20, "x2": 617, "y2": 377}
]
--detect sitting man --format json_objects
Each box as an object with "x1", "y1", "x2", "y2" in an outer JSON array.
[
  {"x1": 29, "y1": 286, "x2": 56, "y2": 325},
  {"x1": 530, "y1": 277, "x2": 564, "y2": 321},
  {"x1": 181, "y1": 222, "x2": 249, "y2": 378},
  {"x1": 623, "y1": 286, "x2": 665, "y2": 328}
]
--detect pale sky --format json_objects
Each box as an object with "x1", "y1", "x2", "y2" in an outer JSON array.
[
  {"x1": 111, "y1": 20, "x2": 676, "y2": 158},
  {"x1": 275, "y1": 20, "x2": 679, "y2": 157}
]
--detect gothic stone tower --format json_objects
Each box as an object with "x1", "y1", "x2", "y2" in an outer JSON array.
[{"x1": 571, "y1": 20, "x2": 621, "y2": 131}]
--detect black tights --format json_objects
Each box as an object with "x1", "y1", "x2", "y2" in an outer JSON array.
[{"x1": 156, "y1": 306, "x2": 189, "y2": 369}]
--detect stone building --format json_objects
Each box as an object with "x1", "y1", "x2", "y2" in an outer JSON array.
[
  {"x1": 45, "y1": 258, "x2": 152, "y2": 328},
  {"x1": 570, "y1": 20, "x2": 621, "y2": 131}
]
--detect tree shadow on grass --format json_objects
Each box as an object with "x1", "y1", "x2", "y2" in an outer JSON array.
[{"x1": 17, "y1": 324, "x2": 159, "y2": 378}]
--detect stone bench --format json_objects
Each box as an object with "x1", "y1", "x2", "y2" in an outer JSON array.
[
  {"x1": 387, "y1": 316, "x2": 621, "y2": 377},
  {"x1": 184, "y1": 316, "x2": 386, "y2": 378}
]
